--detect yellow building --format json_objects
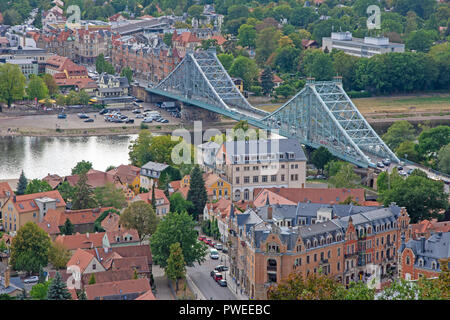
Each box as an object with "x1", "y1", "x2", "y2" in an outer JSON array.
[
  {"x1": 180, "y1": 173, "x2": 232, "y2": 200},
  {"x1": 2, "y1": 191, "x2": 66, "y2": 234}
]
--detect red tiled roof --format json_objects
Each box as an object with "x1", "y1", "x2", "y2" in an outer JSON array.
[
  {"x1": 112, "y1": 256, "x2": 149, "y2": 273},
  {"x1": 101, "y1": 211, "x2": 121, "y2": 232},
  {"x1": 13, "y1": 190, "x2": 66, "y2": 213},
  {"x1": 106, "y1": 229, "x2": 140, "y2": 245},
  {"x1": 173, "y1": 32, "x2": 200, "y2": 45},
  {"x1": 176, "y1": 186, "x2": 189, "y2": 199},
  {"x1": 65, "y1": 170, "x2": 115, "y2": 188},
  {"x1": 55, "y1": 232, "x2": 105, "y2": 251},
  {"x1": 135, "y1": 289, "x2": 156, "y2": 300},
  {"x1": 66, "y1": 248, "x2": 96, "y2": 274},
  {"x1": 134, "y1": 189, "x2": 169, "y2": 206},
  {"x1": 42, "y1": 174, "x2": 63, "y2": 189},
  {"x1": 253, "y1": 188, "x2": 367, "y2": 206},
  {"x1": 107, "y1": 164, "x2": 140, "y2": 185},
  {"x1": 111, "y1": 245, "x2": 153, "y2": 265},
  {"x1": 0, "y1": 182, "x2": 13, "y2": 199},
  {"x1": 81, "y1": 269, "x2": 134, "y2": 286},
  {"x1": 205, "y1": 198, "x2": 238, "y2": 221},
  {"x1": 85, "y1": 278, "x2": 151, "y2": 300},
  {"x1": 211, "y1": 35, "x2": 226, "y2": 45}
]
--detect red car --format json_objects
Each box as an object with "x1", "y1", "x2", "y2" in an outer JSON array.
[
  {"x1": 213, "y1": 273, "x2": 223, "y2": 282},
  {"x1": 198, "y1": 236, "x2": 206, "y2": 242},
  {"x1": 210, "y1": 241, "x2": 216, "y2": 247},
  {"x1": 204, "y1": 239, "x2": 212, "y2": 246}
]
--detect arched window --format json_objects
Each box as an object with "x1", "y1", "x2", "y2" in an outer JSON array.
[
  {"x1": 431, "y1": 261, "x2": 437, "y2": 270},
  {"x1": 327, "y1": 234, "x2": 333, "y2": 244},
  {"x1": 418, "y1": 258, "x2": 424, "y2": 267},
  {"x1": 313, "y1": 238, "x2": 318, "y2": 247},
  {"x1": 244, "y1": 189, "x2": 249, "y2": 201},
  {"x1": 319, "y1": 236, "x2": 325, "y2": 246},
  {"x1": 306, "y1": 240, "x2": 311, "y2": 249},
  {"x1": 296, "y1": 244, "x2": 302, "y2": 252},
  {"x1": 336, "y1": 233, "x2": 342, "y2": 241},
  {"x1": 366, "y1": 226, "x2": 371, "y2": 234},
  {"x1": 406, "y1": 256, "x2": 410, "y2": 265},
  {"x1": 267, "y1": 259, "x2": 277, "y2": 273}
]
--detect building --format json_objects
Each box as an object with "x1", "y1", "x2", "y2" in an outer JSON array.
[
  {"x1": 400, "y1": 232, "x2": 450, "y2": 281},
  {"x1": 104, "y1": 229, "x2": 140, "y2": 248},
  {"x1": 55, "y1": 232, "x2": 106, "y2": 252},
  {"x1": 139, "y1": 161, "x2": 169, "y2": 190},
  {"x1": 107, "y1": 164, "x2": 141, "y2": 194},
  {"x1": 132, "y1": 189, "x2": 170, "y2": 217},
  {"x1": 180, "y1": 172, "x2": 231, "y2": 201},
  {"x1": 42, "y1": 174, "x2": 64, "y2": 189},
  {"x1": 2, "y1": 191, "x2": 66, "y2": 234},
  {"x1": 410, "y1": 219, "x2": 450, "y2": 240},
  {"x1": 203, "y1": 199, "x2": 238, "y2": 243},
  {"x1": 0, "y1": 58, "x2": 38, "y2": 78},
  {"x1": 66, "y1": 248, "x2": 106, "y2": 275},
  {"x1": 228, "y1": 203, "x2": 411, "y2": 299},
  {"x1": 0, "y1": 182, "x2": 13, "y2": 222},
  {"x1": 111, "y1": 256, "x2": 151, "y2": 278},
  {"x1": 85, "y1": 278, "x2": 151, "y2": 300},
  {"x1": 171, "y1": 31, "x2": 201, "y2": 58},
  {"x1": 322, "y1": 32, "x2": 405, "y2": 58},
  {"x1": 74, "y1": 27, "x2": 115, "y2": 64},
  {"x1": 65, "y1": 169, "x2": 115, "y2": 188},
  {"x1": 253, "y1": 187, "x2": 370, "y2": 207},
  {"x1": 215, "y1": 139, "x2": 307, "y2": 201},
  {"x1": 95, "y1": 72, "x2": 133, "y2": 107}
]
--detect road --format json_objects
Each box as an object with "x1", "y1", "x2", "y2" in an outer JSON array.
[{"x1": 186, "y1": 248, "x2": 236, "y2": 300}]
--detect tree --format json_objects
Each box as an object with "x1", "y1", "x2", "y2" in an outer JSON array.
[
  {"x1": 332, "y1": 50, "x2": 359, "y2": 90},
  {"x1": 77, "y1": 290, "x2": 87, "y2": 300},
  {"x1": 60, "y1": 218, "x2": 74, "y2": 235},
  {"x1": 260, "y1": 67, "x2": 274, "y2": 96},
  {"x1": 151, "y1": 211, "x2": 207, "y2": 268},
  {"x1": 217, "y1": 53, "x2": 234, "y2": 71},
  {"x1": 0, "y1": 63, "x2": 26, "y2": 110},
  {"x1": 238, "y1": 24, "x2": 257, "y2": 48},
  {"x1": 88, "y1": 273, "x2": 96, "y2": 285},
  {"x1": 16, "y1": 170, "x2": 28, "y2": 195},
  {"x1": 301, "y1": 49, "x2": 334, "y2": 81},
  {"x1": 229, "y1": 56, "x2": 259, "y2": 91},
  {"x1": 71, "y1": 160, "x2": 93, "y2": 175},
  {"x1": 429, "y1": 43, "x2": 450, "y2": 89},
  {"x1": 329, "y1": 163, "x2": 360, "y2": 188},
  {"x1": 119, "y1": 201, "x2": 159, "y2": 243},
  {"x1": 186, "y1": 165, "x2": 207, "y2": 220},
  {"x1": 417, "y1": 126, "x2": 450, "y2": 159},
  {"x1": 30, "y1": 280, "x2": 52, "y2": 300},
  {"x1": 151, "y1": 184, "x2": 156, "y2": 210},
  {"x1": 42, "y1": 74, "x2": 59, "y2": 96},
  {"x1": 273, "y1": 46, "x2": 301, "y2": 74},
  {"x1": 3, "y1": 9, "x2": 22, "y2": 26},
  {"x1": 165, "y1": 242, "x2": 186, "y2": 292},
  {"x1": 437, "y1": 143, "x2": 450, "y2": 174},
  {"x1": 382, "y1": 121, "x2": 416, "y2": 151},
  {"x1": 121, "y1": 67, "x2": 133, "y2": 84},
  {"x1": 376, "y1": 169, "x2": 404, "y2": 193},
  {"x1": 169, "y1": 192, "x2": 194, "y2": 214},
  {"x1": 187, "y1": 4, "x2": 203, "y2": 20},
  {"x1": 10, "y1": 222, "x2": 52, "y2": 274},
  {"x1": 78, "y1": 90, "x2": 91, "y2": 106},
  {"x1": 255, "y1": 27, "x2": 282, "y2": 65},
  {"x1": 275, "y1": 84, "x2": 295, "y2": 99},
  {"x1": 94, "y1": 182, "x2": 127, "y2": 209},
  {"x1": 47, "y1": 272, "x2": 72, "y2": 300},
  {"x1": 405, "y1": 30, "x2": 436, "y2": 53},
  {"x1": 380, "y1": 175, "x2": 448, "y2": 223},
  {"x1": 396, "y1": 141, "x2": 420, "y2": 163},
  {"x1": 310, "y1": 146, "x2": 334, "y2": 174},
  {"x1": 26, "y1": 75, "x2": 49, "y2": 101},
  {"x1": 71, "y1": 171, "x2": 97, "y2": 210},
  {"x1": 57, "y1": 181, "x2": 75, "y2": 203},
  {"x1": 163, "y1": 32, "x2": 173, "y2": 47},
  {"x1": 24, "y1": 179, "x2": 52, "y2": 194},
  {"x1": 48, "y1": 241, "x2": 71, "y2": 269}
]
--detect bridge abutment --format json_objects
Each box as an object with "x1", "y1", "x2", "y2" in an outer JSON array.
[{"x1": 180, "y1": 102, "x2": 220, "y2": 123}]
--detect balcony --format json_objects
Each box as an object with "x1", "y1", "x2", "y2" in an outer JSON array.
[
  {"x1": 344, "y1": 252, "x2": 358, "y2": 259},
  {"x1": 319, "y1": 259, "x2": 329, "y2": 266}
]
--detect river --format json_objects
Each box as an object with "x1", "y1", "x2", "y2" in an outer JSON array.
[{"x1": 0, "y1": 135, "x2": 138, "y2": 180}]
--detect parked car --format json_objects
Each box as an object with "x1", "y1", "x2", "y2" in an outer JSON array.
[
  {"x1": 136, "y1": 114, "x2": 144, "y2": 119},
  {"x1": 57, "y1": 113, "x2": 67, "y2": 119},
  {"x1": 99, "y1": 109, "x2": 109, "y2": 115},
  {"x1": 407, "y1": 168, "x2": 414, "y2": 175},
  {"x1": 221, "y1": 247, "x2": 228, "y2": 254},
  {"x1": 210, "y1": 249, "x2": 219, "y2": 260},
  {"x1": 125, "y1": 118, "x2": 134, "y2": 124},
  {"x1": 397, "y1": 166, "x2": 403, "y2": 171},
  {"x1": 160, "y1": 119, "x2": 169, "y2": 123},
  {"x1": 316, "y1": 174, "x2": 325, "y2": 179},
  {"x1": 382, "y1": 159, "x2": 391, "y2": 166},
  {"x1": 143, "y1": 118, "x2": 153, "y2": 123},
  {"x1": 198, "y1": 236, "x2": 206, "y2": 241},
  {"x1": 213, "y1": 272, "x2": 223, "y2": 282},
  {"x1": 204, "y1": 238, "x2": 212, "y2": 246},
  {"x1": 215, "y1": 265, "x2": 229, "y2": 272},
  {"x1": 132, "y1": 109, "x2": 141, "y2": 113},
  {"x1": 24, "y1": 276, "x2": 39, "y2": 284},
  {"x1": 215, "y1": 243, "x2": 223, "y2": 250},
  {"x1": 77, "y1": 113, "x2": 89, "y2": 119},
  {"x1": 399, "y1": 171, "x2": 408, "y2": 177},
  {"x1": 210, "y1": 241, "x2": 216, "y2": 247},
  {"x1": 218, "y1": 279, "x2": 227, "y2": 287},
  {"x1": 84, "y1": 118, "x2": 94, "y2": 122},
  {"x1": 376, "y1": 162, "x2": 385, "y2": 168},
  {"x1": 211, "y1": 270, "x2": 217, "y2": 277}
]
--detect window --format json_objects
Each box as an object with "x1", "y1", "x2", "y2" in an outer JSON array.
[
  {"x1": 314, "y1": 253, "x2": 317, "y2": 262},
  {"x1": 337, "y1": 262, "x2": 340, "y2": 271},
  {"x1": 320, "y1": 252, "x2": 324, "y2": 260},
  {"x1": 431, "y1": 261, "x2": 437, "y2": 270},
  {"x1": 236, "y1": 177, "x2": 240, "y2": 184},
  {"x1": 253, "y1": 166, "x2": 258, "y2": 171},
  {"x1": 244, "y1": 176, "x2": 249, "y2": 183},
  {"x1": 328, "y1": 250, "x2": 331, "y2": 259},
  {"x1": 271, "y1": 175, "x2": 277, "y2": 182},
  {"x1": 337, "y1": 248, "x2": 340, "y2": 257},
  {"x1": 253, "y1": 176, "x2": 259, "y2": 183},
  {"x1": 236, "y1": 167, "x2": 240, "y2": 172},
  {"x1": 93, "y1": 264, "x2": 96, "y2": 270},
  {"x1": 281, "y1": 174, "x2": 285, "y2": 181},
  {"x1": 418, "y1": 258, "x2": 424, "y2": 267},
  {"x1": 262, "y1": 175, "x2": 268, "y2": 182},
  {"x1": 306, "y1": 255, "x2": 310, "y2": 264}
]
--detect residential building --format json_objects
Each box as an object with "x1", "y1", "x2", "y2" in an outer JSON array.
[
  {"x1": 107, "y1": 164, "x2": 141, "y2": 194},
  {"x1": 2, "y1": 191, "x2": 66, "y2": 234},
  {"x1": 55, "y1": 232, "x2": 106, "y2": 252},
  {"x1": 74, "y1": 27, "x2": 115, "y2": 64},
  {"x1": 135, "y1": 290, "x2": 156, "y2": 300},
  {"x1": 95, "y1": 72, "x2": 133, "y2": 107},
  {"x1": 203, "y1": 199, "x2": 239, "y2": 243},
  {"x1": 215, "y1": 139, "x2": 307, "y2": 201},
  {"x1": 101, "y1": 211, "x2": 121, "y2": 232},
  {"x1": 85, "y1": 278, "x2": 151, "y2": 300},
  {"x1": 111, "y1": 256, "x2": 151, "y2": 278},
  {"x1": 104, "y1": 229, "x2": 140, "y2": 248},
  {"x1": 400, "y1": 232, "x2": 450, "y2": 281},
  {"x1": 66, "y1": 248, "x2": 106, "y2": 275},
  {"x1": 180, "y1": 172, "x2": 231, "y2": 200},
  {"x1": 81, "y1": 269, "x2": 134, "y2": 287},
  {"x1": 410, "y1": 219, "x2": 450, "y2": 240},
  {"x1": 171, "y1": 31, "x2": 201, "y2": 58},
  {"x1": 42, "y1": 174, "x2": 64, "y2": 189},
  {"x1": 132, "y1": 189, "x2": 170, "y2": 217},
  {"x1": 228, "y1": 203, "x2": 411, "y2": 299},
  {"x1": 139, "y1": 161, "x2": 169, "y2": 190},
  {"x1": 0, "y1": 182, "x2": 13, "y2": 222},
  {"x1": 65, "y1": 169, "x2": 115, "y2": 188},
  {"x1": 253, "y1": 188, "x2": 370, "y2": 207},
  {"x1": 322, "y1": 32, "x2": 405, "y2": 58}
]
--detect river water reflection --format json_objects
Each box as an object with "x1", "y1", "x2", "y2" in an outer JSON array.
[{"x1": 0, "y1": 135, "x2": 138, "y2": 180}]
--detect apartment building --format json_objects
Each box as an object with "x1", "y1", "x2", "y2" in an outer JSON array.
[
  {"x1": 228, "y1": 203, "x2": 410, "y2": 299},
  {"x1": 215, "y1": 139, "x2": 307, "y2": 201},
  {"x1": 322, "y1": 32, "x2": 405, "y2": 58}
]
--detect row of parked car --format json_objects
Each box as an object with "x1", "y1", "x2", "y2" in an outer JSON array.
[
  {"x1": 210, "y1": 265, "x2": 229, "y2": 287},
  {"x1": 198, "y1": 236, "x2": 227, "y2": 253},
  {"x1": 103, "y1": 110, "x2": 134, "y2": 123}
]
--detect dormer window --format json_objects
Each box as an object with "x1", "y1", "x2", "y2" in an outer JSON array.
[{"x1": 418, "y1": 258, "x2": 424, "y2": 267}]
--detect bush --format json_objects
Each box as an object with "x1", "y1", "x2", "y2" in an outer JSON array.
[
  {"x1": 140, "y1": 123, "x2": 149, "y2": 129},
  {"x1": 348, "y1": 90, "x2": 372, "y2": 98},
  {"x1": 250, "y1": 85, "x2": 262, "y2": 96}
]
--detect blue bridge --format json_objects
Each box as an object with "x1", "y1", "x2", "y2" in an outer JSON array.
[{"x1": 146, "y1": 49, "x2": 399, "y2": 168}]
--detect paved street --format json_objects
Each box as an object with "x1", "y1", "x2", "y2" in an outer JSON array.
[{"x1": 186, "y1": 249, "x2": 237, "y2": 300}]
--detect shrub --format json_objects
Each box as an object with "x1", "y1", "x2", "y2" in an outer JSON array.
[
  {"x1": 348, "y1": 91, "x2": 372, "y2": 98},
  {"x1": 140, "y1": 123, "x2": 149, "y2": 129}
]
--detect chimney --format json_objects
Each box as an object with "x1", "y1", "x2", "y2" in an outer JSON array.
[
  {"x1": 420, "y1": 237, "x2": 426, "y2": 253},
  {"x1": 268, "y1": 206, "x2": 273, "y2": 220}
]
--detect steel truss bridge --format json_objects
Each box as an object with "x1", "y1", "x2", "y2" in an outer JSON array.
[{"x1": 147, "y1": 49, "x2": 399, "y2": 168}]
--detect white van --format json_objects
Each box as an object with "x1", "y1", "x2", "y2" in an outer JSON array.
[{"x1": 210, "y1": 248, "x2": 219, "y2": 260}]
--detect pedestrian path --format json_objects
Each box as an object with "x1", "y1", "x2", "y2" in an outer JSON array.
[
  {"x1": 152, "y1": 265, "x2": 176, "y2": 300},
  {"x1": 225, "y1": 270, "x2": 248, "y2": 300}
]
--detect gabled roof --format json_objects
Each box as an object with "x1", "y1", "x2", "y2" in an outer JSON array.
[
  {"x1": 106, "y1": 229, "x2": 140, "y2": 245},
  {"x1": 107, "y1": 164, "x2": 140, "y2": 185},
  {"x1": 66, "y1": 248, "x2": 96, "y2": 273},
  {"x1": 135, "y1": 289, "x2": 156, "y2": 300},
  {"x1": 133, "y1": 189, "x2": 169, "y2": 206},
  {"x1": 111, "y1": 245, "x2": 153, "y2": 265},
  {"x1": 13, "y1": 190, "x2": 66, "y2": 213},
  {"x1": 141, "y1": 161, "x2": 169, "y2": 172},
  {"x1": 65, "y1": 169, "x2": 115, "y2": 188},
  {"x1": 42, "y1": 174, "x2": 63, "y2": 189},
  {"x1": 85, "y1": 278, "x2": 151, "y2": 300},
  {"x1": 55, "y1": 232, "x2": 105, "y2": 251},
  {"x1": 0, "y1": 182, "x2": 13, "y2": 199},
  {"x1": 101, "y1": 211, "x2": 121, "y2": 232},
  {"x1": 112, "y1": 256, "x2": 149, "y2": 273},
  {"x1": 81, "y1": 269, "x2": 134, "y2": 286}
]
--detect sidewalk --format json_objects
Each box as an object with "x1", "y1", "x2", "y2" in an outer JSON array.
[
  {"x1": 152, "y1": 265, "x2": 176, "y2": 300},
  {"x1": 225, "y1": 270, "x2": 248, "y2": 300}
]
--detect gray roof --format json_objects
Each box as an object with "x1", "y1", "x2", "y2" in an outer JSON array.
[
  {"x1": 406, "y1": 232, "x2": 450, "y2": 270},
  {"x1": 141, "y1": 161, "x2": 169, "y2": 172},
  {"x1": 224, "y1": 138, "x2": 307, "y2": 163}
]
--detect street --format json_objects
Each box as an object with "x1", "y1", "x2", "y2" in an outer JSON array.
[{"x1": 186, "y1": 249, "x2": 237, "y2": 300}]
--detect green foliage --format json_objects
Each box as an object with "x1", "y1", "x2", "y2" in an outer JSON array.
[
  {"x1": 10, "y1": 222, "x2": 52, "y2": 274},
  {"x1": 274, "y1": 84, "x2": 295, "y2": 99},
  {"x1": 260, "y1": 67, "x2": 274, "y2": 95},
  {"x1": 47, "y1": 272, "x2": 72, "y2": 300},
  {"x1": 187, "y1": 4, "x2": 204, "y2": 19},
  {"x1": 48, "y1": 241, "x2": 71, "y2": 269},
  {"x1": 94, "y1": 182, "x2": 127, "y2": 209},
  {"x1": 238, "y1": 24, "x2": 257, "y2": 48},
  {"x1": 186, "y1": 165, "x2": 207, "y2": 220},
  {"x1": 0, "y1": 63, "x2": 26, "y2": 107},
  {"x1": 329, "y1": 163, "x2": 360, "y2": 188},
  {"x1": 88, "y1": 273, "x2": 96, "y2": 285},
  {"x1": 382, "y1": 121, "x2": 416, "y2": 150},
  {"x1": 169, "y1": 192, "x2": 194, "y2": 215},
  {"x1": 165, "y1": 242, "x2": 186, "y2": 291},
  {"x1": 60, "y1": 218, "x2": 74, "y2": 235},
  {"x1": 119, "y1": 201, "x2": 159, "y2": 242},
  {"x1": 417, "y1": 125, "x2": 450, "y2": 159},
  {"x1": 255, "y1": 27, "x2": 281, "y2": 65},
  {"x1": 310, "y1": 146, "x2": 334, "y2": 173},
  {"x1": 24, "y1": 179, "x2": 52, "y2": 195},
  {"x1": 93, "y1": 208, "x2": 120, "y2": 232},
  {"x1": 16, "y1": 170, "x2": 28, "y2": 195},
  {"x1": 437, "y1": 143, "x2": 450, "y2": 174},
  {"x1": 42, "y1": 73, "x2": 58, "y2": 96},
  {"x1": 217, "y1": 53, "x2": 234, "y2": 71},
  {"x1": 201, "y1": 218, "x2": 220, "y2": 240},
  {"x1": 71, "y1": 171, "x2": 98, "y2": 210},
  {"x1": 376, "y1": 169, "x2": 404, "y2": 193},
  {"x1": 26, "y1": 75, "x2": 49, "y2": 100},
  {"x1": 405, "y1": 29, "x2": 437, "y2": 53},
  {"x1": 71, "y1": 160, "x2": 93, "y2": 175},
  {"x1": 30, "y1": 280, "x2": 52, "y2": 300},
  {"x1": 229, "y1": 55, "x2": 259, "y2": 91},
  {"x1": 57, "y1": 181, "x2": 75, "y2": 203},
  {"x1": 150, "y1": 211, "x2": 207, "y2": 268},
  {"x1": 396, "y1": 141, "x2": 420, "y2": 162},
  {"x1": 95, "y1": 53, "x2": 115, "y2": 75},
  {"x1": 301, "y1": 49, "x2": 334, "y2": 81},
  {"x1": 163, "y1": 32, "x2": 173, "y2": 47}
]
